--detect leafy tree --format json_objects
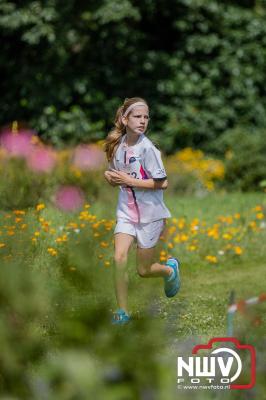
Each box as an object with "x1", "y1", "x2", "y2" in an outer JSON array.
[{"x1": 0, "y1": 0, "x2": 266, "y2": 152}]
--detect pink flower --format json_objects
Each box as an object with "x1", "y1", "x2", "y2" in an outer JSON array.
[
  {"x1": 0, "y1": 129, "x2": 36, "y2": 157},
  {"x1": 27, "y1": 146, "x2": 57, "y2": 173},
  {"x1": 54, "y1": 185, "x2": 85, "y2": 212},
  {"x1": 72, "y1": 144, "x2": 105, "y2": 171}
]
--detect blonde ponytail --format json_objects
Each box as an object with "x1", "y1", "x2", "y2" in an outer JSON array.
[{"x1": 103, "y1": 97, "x2": 148, "y2": 162}]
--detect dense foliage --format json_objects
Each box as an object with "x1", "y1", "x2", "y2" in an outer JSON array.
[
  {"x1": 213, "y1": 126, "x2": 266, "y2": 191},
  {"x1": 0, "y1": 194, "x2": 266, "y2": 398},
  {"x1": 1, "y1": 0, "x2": 266, "y2": 152}
]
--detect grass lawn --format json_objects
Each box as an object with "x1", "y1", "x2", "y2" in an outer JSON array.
[
  {"x1": 1, "y1": 191, "x2": 265, "y2": 399},
  {"x1": 63, "y1": 190, "x2": 265, "y2": 340},
  {"x1": 115, "y1": 192, "x2": 265, "y2": 335},
  {"x1": 124, "y1": 191, "x2": 266, "y2": 400}
]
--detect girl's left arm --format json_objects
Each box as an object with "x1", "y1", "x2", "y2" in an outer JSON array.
[{"x1": 108, "y1": 169, "x2": 168, "y2": 190}]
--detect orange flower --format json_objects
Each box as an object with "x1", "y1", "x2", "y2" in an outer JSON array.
[
  {"x1": 47, "y1": 247, "x2": 57, "y2": 256},
  {"x1": 173, "y1": 235, "x2": 180, "y2": 243},
  {"x1": 180, "y1": 234, "x2": 189, "y2": 242},
  {"x1": 205, "y1": 255, "x2": 218, "y2": 264},
  {"x1": 234, "y1": 246, "x2": 243, "y2": 255},
  {"x1": 187, "y1": 244, "x2": 197, "y2": 251},
  {"x1": 36, "y1": 203, "x2": 45, "y2": 211},
  {"x1": 13, "y1": 210, "x2": 25, "y2": 215},
  {"x1": 177, "y1": 218, "x2": 186, "y2": 230},
  {"x1": 207, "y1": 225, "x2": 219, "y2": 240},
  {"x1": 68, "y1": 222, "x2": 78, "y2": 229},
  {"x1": 248, "y1": 221, "x2": 257, "y2": 230},
  {"x1": 222, "y1": 233, "x2": 232, "y2": 240}
]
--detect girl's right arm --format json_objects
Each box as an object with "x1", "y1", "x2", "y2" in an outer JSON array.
[
  {"x1": 104, "y1": 170, "x2": 119, "y2": 187},
  {"x1": 104, "y1": 157, "x2": 119, "y2": 187}
]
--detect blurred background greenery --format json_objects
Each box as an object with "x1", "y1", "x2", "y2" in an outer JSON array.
[
  {"x1": 0, "y1": 1, "x2": 266, "y2": 399},
  {"x1": 0, "y1": 0, "x2": 266, "y2": 153}
]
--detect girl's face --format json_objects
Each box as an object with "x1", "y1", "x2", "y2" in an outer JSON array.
[{"x1": 122, "y1": 105, "x2": 150, "y2": 135}]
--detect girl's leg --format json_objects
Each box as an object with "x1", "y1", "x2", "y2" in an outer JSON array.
[
  {"x1": 136, "y1": 246, "x2": 172, "y2": 278},
  {"x1": 114, "y1": 233, "x2": 135, "y2": 315}
]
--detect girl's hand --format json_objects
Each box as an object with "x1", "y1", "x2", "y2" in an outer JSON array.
[
  {"x1": 104, "y1": 171, "x2": 118, "y2": 186},
  {"x1": 108, "y1": 169, "x2": 133, "y2": 187}
]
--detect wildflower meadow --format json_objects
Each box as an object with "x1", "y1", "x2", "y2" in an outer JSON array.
[
  {"x1": 0, "y1": 125, "x2": 265, "y2": 399},
  {"x1": 2, "y1": 0, "x2": 266, "y2": 397}
]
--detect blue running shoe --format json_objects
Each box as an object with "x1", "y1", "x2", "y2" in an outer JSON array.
[
  {"x1": 164, "y1": 257, "x2": 181, "y2": 298},
  {"x1": 111, "y1": 309, "x2": 131, "y2": 325}
]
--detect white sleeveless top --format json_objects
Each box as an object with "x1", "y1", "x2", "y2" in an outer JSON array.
[{"x1": 109, "y1": 133, "x2": 171, "y2": 223}]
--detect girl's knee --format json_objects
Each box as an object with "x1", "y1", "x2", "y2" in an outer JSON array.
[
  {"x1": 137, "y1": 267, "x2": 149, "y2": 278},
  {"x1": 114, "y1": 252, "x2": 128, "y2": 265}
]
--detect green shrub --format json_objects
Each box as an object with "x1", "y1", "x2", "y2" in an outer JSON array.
[
  {"x1": 0, "y1": 153, "x2": 106, "y2": 210},
  {"x1": 1, "y1": 1, "x2": 266, "y2": 151},
  {"x1": 0, "y1": 158, "x2": 50, "y2": 209},
  {"x1": 0, "y1": 208, "x2": 165, "y2": 399},
  {"x1": 212, "y1": 126, "x2": 266, "y2": 191},
  {"x1": 34, "y1": 105, "x2": 104, "y2": 147}
]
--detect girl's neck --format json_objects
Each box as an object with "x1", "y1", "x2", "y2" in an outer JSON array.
[{"x1": 124, "y1": 130, "x2": 141, "y2": 146}]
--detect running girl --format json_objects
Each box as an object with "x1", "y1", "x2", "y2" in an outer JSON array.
[{"x1": 103, "y1": 97, "x2": 180, "y2": 324}]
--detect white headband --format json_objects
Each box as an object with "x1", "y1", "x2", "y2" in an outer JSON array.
[{"x1": 122, "y1": 102, "x2": 148, "y2": 118}]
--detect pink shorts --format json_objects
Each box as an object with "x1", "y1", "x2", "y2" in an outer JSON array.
[{"x1": 114, "y1": 218, "x2": 166, "y2": 249}]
